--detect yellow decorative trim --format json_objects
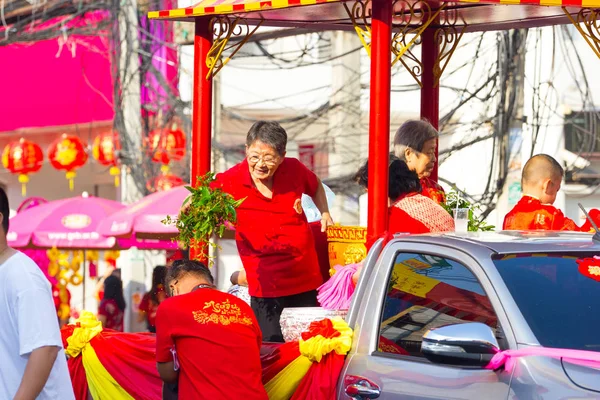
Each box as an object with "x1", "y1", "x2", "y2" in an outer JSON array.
[
  {"x1": 563, "y1": 7, "x2": 600, "y2": 60},
  {"x1": 343, "y1": 0, "x2": 372, "y2": 56},
  {"x1": 326, "y1": 225, "x2": 367, "y2": 243},
  {"x1": 206, "y1": 16, "x2": 263, "y2": 79}
]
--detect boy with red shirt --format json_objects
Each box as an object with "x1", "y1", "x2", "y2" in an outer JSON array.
[
  {"x1": 155, "y1": 260, "x2": 267, "y2": 400},
  {"x1": 503, "y1": 154, "x2": 595, "y2": 231}
]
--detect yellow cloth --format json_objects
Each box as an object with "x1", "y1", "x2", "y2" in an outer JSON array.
[
  {"x1": 299, "y1": 317, "x2": 353, "y2": 363},
  {"x1": 66, "y1": 311, "x2": 103, "y2": 358},
  {"x1": 265, "y1": 317, "x2": 353, "y2": 400},
  {"x1": 65, "y1": 311, "x2": 134, "y2": 400},
  {"x1": 265, "y1": 356, "x2": 312, "y2": 400}
]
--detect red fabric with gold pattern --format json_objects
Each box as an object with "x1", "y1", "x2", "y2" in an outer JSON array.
[
  {"x1": 503, "y1": 196, "x2": 580, "y2": 231},
  {"x1": 420, "y1": 177, "x2": 446, "y2": 204},
  {"x1": 577, "y1": 257, "x2": 600, "y2": 282}
]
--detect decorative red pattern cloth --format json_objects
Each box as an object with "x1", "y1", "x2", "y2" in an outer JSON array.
[
  {"x1": 420, "y1": 177, "x2": 446, "y2": 204},
  {"x1": 389, "y1": 193, "x2": 455, "y2": 234},
  {"x1": 503, "y1": 196, "x2": 580, "y2": 231}
]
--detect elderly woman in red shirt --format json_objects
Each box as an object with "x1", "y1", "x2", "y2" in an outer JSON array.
[
  {"x1": 211, "y1": 120, "x2": 334, "y2": 342},
  {"x1": 393, "y1": 119, "x2": 446, "y2": 204}
]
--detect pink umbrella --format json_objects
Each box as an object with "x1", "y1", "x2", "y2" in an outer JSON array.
[
  {"x1": 8, "y1": 194, "x2": 177, "y2": 250},
  {"x1": 97, "y1": 186, "x2": 188, "y2": 240}
]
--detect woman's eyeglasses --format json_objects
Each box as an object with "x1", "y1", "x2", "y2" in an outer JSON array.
[{"x1": 247, "y1": 155, "x2": 278, "y2": 167}]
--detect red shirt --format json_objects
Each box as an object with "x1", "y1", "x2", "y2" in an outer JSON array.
[
  {"x1": 98, "y1": 299, "x2": 124, "y2": 331},
  {"x1": 139, "y1": 288, "x2": 166, "y2": 328},
  {"x1": 155, "y1": 289, "x2": 267, "y2": 400},
  {"x1": 420, "y1": 177, "x2": 446, "y2": 204},
  {"x1": 503, "y1": 196, "x2": 580, "y2": 231},
  {"x1": 212, "y1": 158, "x2": 323, "y2": 298}
]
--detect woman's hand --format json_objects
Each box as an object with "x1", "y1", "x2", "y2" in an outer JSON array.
[{"x1": 321, "y1": 212, "x2": 334, "y2": 233}]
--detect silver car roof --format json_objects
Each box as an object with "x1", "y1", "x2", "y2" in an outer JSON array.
[{"x1": 389, "y1": 231, "x2": 600, "y2": 255}]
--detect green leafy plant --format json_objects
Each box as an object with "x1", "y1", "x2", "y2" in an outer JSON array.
[
  {"x1": 441, "y1": 190, "x2": 495, "y2": 232},
  {"x1": 162, "y1": 172, "x2": 244, "y2": 262}
]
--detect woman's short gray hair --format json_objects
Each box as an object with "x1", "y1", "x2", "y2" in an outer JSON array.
[
  {"x1": 246, "y1": 121, "x2": 288, "y2": 155},
  {"x1": 393, "y1": 120, "x2": 438, "y2": 160}
]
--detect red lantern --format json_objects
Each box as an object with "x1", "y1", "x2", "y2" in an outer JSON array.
[
  {"x1": 47, "y1": 134, "x2": 88, "y2": 191},
  {"x1": 2, "y1": 138, "x2": 44, "y2": 196},
  {"x1": 92, "y1": 130, "x2": 121, "y2": 187},
  {"x1": 146, "y1": 173, "x2": 185, "y2": 192},
  {"x1": 147, "y1": 124, "x2": 186, "y2": 171}
]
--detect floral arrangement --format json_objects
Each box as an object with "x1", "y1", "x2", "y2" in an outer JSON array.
[
  {"x1": 441, "y1": 190, "x2": 495, "y2": 232},
  {"x1": 162, "y1": 172, "x2": 244, "y2": 262}
]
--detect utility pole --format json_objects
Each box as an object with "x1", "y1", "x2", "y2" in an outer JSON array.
[
  {"x1": 492, "y1": 29, "x2": 528, "y2": 225},
  {"x1": 118, "y1": 0, "x2": 144, "y2": 205},
  {"x1": 328, "y1": 31, "x2": 362, "y2": 225},
  {"x1": 111, "y1": 0, "x2": 146, "y2": 333}
]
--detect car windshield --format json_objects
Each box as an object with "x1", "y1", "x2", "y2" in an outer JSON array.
[{"x1": 494, "y1": 252, "x2": 600, "y2": 351}]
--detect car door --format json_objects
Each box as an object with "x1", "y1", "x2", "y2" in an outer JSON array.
[{"x1": 339, "y1": 242, "x2": 515, "y2": 400}]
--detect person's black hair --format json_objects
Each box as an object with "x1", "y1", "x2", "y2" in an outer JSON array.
[
  {"x1": 103, "y1": 275, "x2": 126, "y2": 311},
  {"x1": 246, "y1": 121, "x2": 288, "y2": 156},
  {"x1": 354, "y1": 156, "x2": 422, "y2": 202},
  {"x1": 393, "y1": 119, "x2": 439, "y2": 157},
  {"x1": 0, "y1": 187, "x2": 9, "y2": 233},
  {"x1": 150, "y1": 266, "x2": 168, "y2": 304},
  {"x1": 166, "y1": 259, "x2": 214, "y2": 287}
]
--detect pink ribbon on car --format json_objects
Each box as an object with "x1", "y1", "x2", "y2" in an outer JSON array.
[{"x1": 486, "y1": 347, "x2": 600, "y2": 372}]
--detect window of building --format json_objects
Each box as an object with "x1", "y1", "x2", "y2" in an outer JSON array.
[
  {"x1": 377, "y1": 253, "x2": 499, "y2": 358},
  {"x1": 564, "y1": 111, "x2": 600, "y2": 155}
]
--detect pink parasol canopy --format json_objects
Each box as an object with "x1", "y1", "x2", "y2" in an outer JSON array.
[
  {"x1": 97, "y1": 186, "x2": 188, "y2": 240},
  {"x1": 8, "y1": 194, "x2": 177, "y2": 250}
]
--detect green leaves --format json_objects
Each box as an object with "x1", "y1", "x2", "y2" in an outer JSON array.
[
  {"x1": 441, "y1": 190, "x2": 495, "y2": 232},
  {"x1": 162, "y1": 172, "x2": 244, "y2": 262}
]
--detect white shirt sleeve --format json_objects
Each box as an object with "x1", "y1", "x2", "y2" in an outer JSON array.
[{"x1": 16, "y1": 283, "x2": 63, "y2": 356}]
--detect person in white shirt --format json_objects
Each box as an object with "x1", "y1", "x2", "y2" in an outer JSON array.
[{"x1": 0, "y1": 188, "x2": 74, "y2": 400}]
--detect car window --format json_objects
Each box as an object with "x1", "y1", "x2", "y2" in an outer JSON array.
[
  {"x1": 377, "y1": 252, "x2": 499, "y2": 358},
  {"x1": 494, "y1": 252, "x2": 600, "y2": 351}
]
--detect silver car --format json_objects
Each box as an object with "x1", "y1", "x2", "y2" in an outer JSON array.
[{"x1": 340, "y1": 231, "x2": 600, "y2": 399}]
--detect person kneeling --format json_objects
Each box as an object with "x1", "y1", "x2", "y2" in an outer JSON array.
[{"x1": 155, "y1": 260, "x2": 267, "y2": 400}]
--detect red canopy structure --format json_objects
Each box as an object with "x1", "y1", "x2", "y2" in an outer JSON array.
[{"x1": 149, "y1": 0, "x2": 600, "y2": 242}]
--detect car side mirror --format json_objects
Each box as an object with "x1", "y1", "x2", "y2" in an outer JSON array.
[{"x1": 421, "y1": 322, "x2": 499, "y2": 367}]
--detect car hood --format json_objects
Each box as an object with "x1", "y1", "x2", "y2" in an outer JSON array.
[{"x1": 562, "y1": 358, "x2": 600, "y2": 393}]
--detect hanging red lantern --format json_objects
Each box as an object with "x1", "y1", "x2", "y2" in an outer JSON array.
[
  {"x1": 146, "y1": 123, "x2": 186, "y2": 172},
  {"x1": 47, "y1": 134, "x2": 88, "y2": 191},
  {"x1": 92, "y1": 130, "x2": 121, "y2": 187},
  {"x1": 2, "y1": 138, "x2": 44, "y2": 196},
  {"x1": 146, "y1": 173, "x2": 185, "y2": 193}
]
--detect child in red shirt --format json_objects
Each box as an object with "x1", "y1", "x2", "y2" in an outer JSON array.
[
  {"x1": 155, "y1": 260, "x2": 267, "y2": 400},
  {"x1": 503, "y1": 154, "x2": 596, "y2": 231}
]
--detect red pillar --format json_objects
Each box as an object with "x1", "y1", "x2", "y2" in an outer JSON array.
[
  {"x1": 420, "y1": 28, "x2": 440, "y2": 182},
  {"x1": 190, "y1": 18, "x2": 213, "y2": 261},
  {"x1": 367, "y1": 0, "x2": 392, "y2": 243},
  {"x1": 192, "y1": 18, "x2": 213, "y2": 186}
]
